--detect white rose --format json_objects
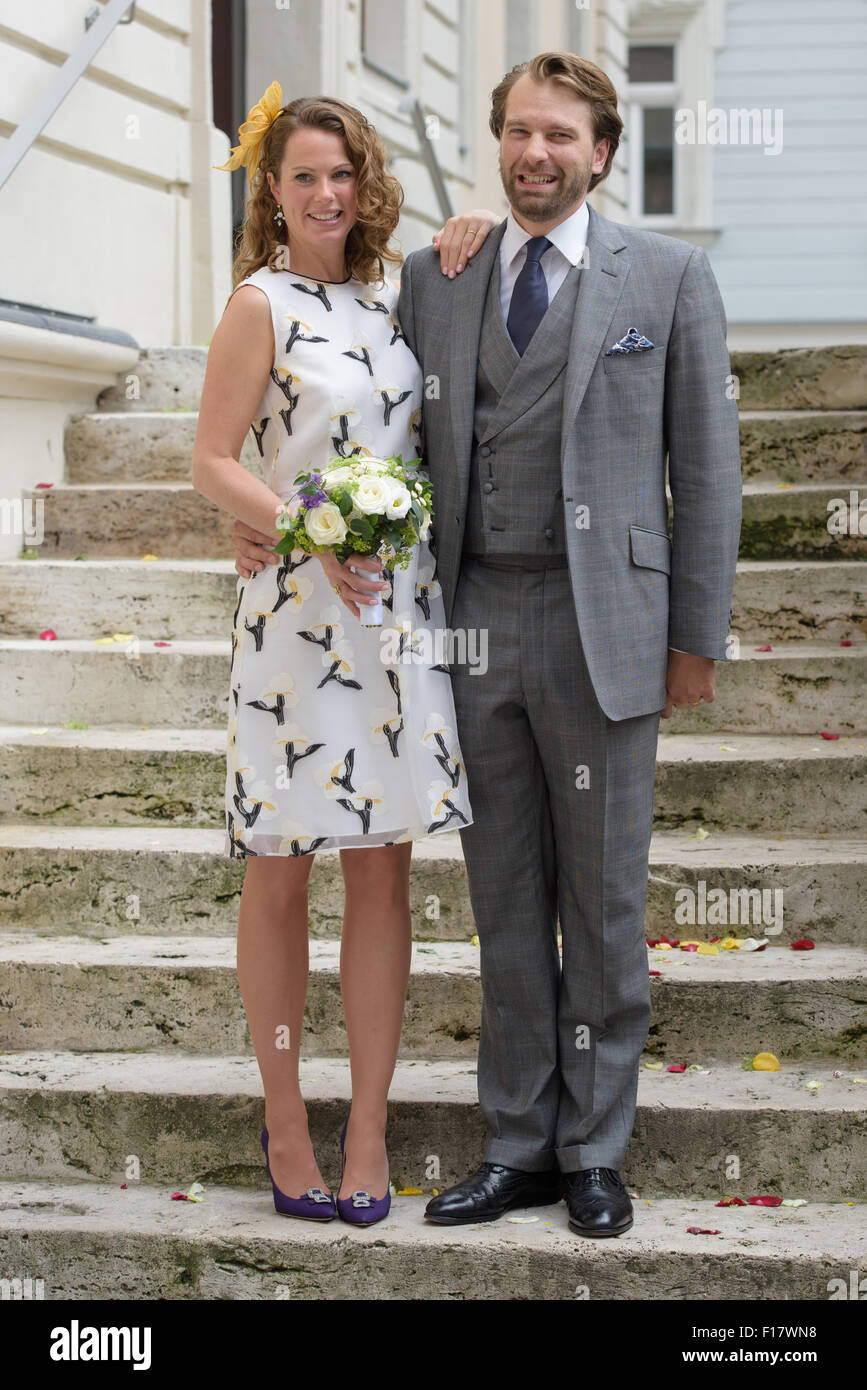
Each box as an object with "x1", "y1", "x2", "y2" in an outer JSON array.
[
  {"x1": 385, "y1": 484, "x2": 412, "y2": 519},
  {"x1": 323, "y1": 466, "x2": 353, "y2": 487},
  {"x1": 352, "y1": 474, "x2": 391, "y2": 514},
  {"x1": 304, "y1": 501, "x2": 348, "y2": 545}
]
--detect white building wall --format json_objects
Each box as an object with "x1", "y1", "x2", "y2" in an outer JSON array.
[{"x1": 710, "y1": 0, "x2": 867, "y2": 346}]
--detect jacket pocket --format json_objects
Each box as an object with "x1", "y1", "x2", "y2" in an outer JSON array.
[{"x1": 629, "y1": 524, "x2": 671, "y2": 575}]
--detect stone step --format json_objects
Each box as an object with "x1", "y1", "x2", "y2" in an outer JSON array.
[
  {"x1": 1, "y1": 824, "x2": 863, "y2": 944},
  {"x1": 1, "y1": 720, "x2": 865, "y2": 831},
  {"x1": 62, "y1": 406, "x2": 867, "y2": 487},
  {"x1": 738, "y1": 411, "x2": 867, "y2": 484},
  {"x1": 1, "y1": 637, "x2": 864, "y2": 732},
  {"x1": 1, "y1": 935, "x2": 865, "y2": 1062},
  {"x1": 21, "y1": 480, "x2": 867, "y2": 561},
  {"x1": 1, "y1": 1175, "x2": 862, "y2": 1300},
  {"x1": 94, "y1": 344, "x2": 867, "y2": 415},
  {"x1": 96, "y1": 346, "x2": 209, "y2": 412},
  {"x1": 1, "y1": 556, "x2": 864, "y2": 644},
  {"x1": 64, "y1": 410, "x2": 263, "y2": 483},
  {"x1": 1, "y1": 1052, "x2": 865, "y2": 1202},
  {"x1": 730, "y1": 345, "x2": 867, "y2": 412},
  {"x1": 732, "y1": 560, "x2": 866, "y2": 643},
  {"x1": 739, "y1": 482, "x2": 867, "y2": 560}
]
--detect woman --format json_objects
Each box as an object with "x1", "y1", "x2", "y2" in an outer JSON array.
[{"x1": 194, "y1": 82, "x2": 496, "y2": 1225}]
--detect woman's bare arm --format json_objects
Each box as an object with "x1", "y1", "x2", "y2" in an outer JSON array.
[{"x1": 192, "y1": 284, "x2": 284, "y2": 541}]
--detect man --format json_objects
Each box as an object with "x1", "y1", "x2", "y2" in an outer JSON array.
[{"x1": 233, "y1": 51, "x2": 741, "y2": 1238}]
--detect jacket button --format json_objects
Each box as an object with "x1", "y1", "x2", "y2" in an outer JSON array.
[
  {"x1": 483, "y1": 482, "x2": 494, "y2": 494},
  {"x1": 479, "y1": 444, "x2": 491, "y2": 457},
  {"x1": 544, "y1": 527, "x2": 555, "y2": 540}
]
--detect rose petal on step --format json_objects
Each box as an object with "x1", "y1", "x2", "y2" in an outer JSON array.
[
  {"x1": 154, "y1": 641, "x2": 172, "y2": 647},
  {"x1": 34, "y1": 482, "x2": 53, "y2": 489},
  {"x1": 791, "y1": 938, "x2": 815, "y2": 950},
  {"x1": 170, "y1": 1192, "x2": 188, "y2": 1201},
  {"x1": 644, "y1": 1061, "x2": 664, "y2": 1070},
  {"x1": 781, "y1": 1199, "x2": 808, "y2": 1207},
  {"x1": 840, "y1": 640, "x2": 852, "y2": 647},
  {"x1": 141, "y1": 554, "x2": 160, "y2": 561},
  {"x1": 739, "y1": 937, "x2": 768, "y2": 952},
  {"x1": 397, "y1": 1187, "x2": 423, "y2": 1196},
  {"x1": 687, "y1": 1227, "x2": 721, "y2": 1234},
  {"x1": 832, "y1": 1070, "x2": 843, "y2": 1078},
  {"x1": 752, "y1": 1052, "x2": 781, "y2": 1071},
  {"x1": 819, "y1": 730, "x2": 840, "y2": 740},
  {"x1": 94, "y1": 637, "x2": 115, "y2": 645},
  {"x1": 686, "y1": 1064, "x2": 711, "y2": 1073},
  {"x1": 505, "y1": 1215, "x2": 539, "y2": 1224},
  {"x1": 747, "y1": 1195, "x2": 782, "y2": 1206},
  {"x1": 681, "y1": 943, "x2": 699, "y2": 952},
  {"x1": 112, "y1": 633, "x2": 135, "y2": 642},
  {"x1": 695, "y1": 826, "x2": 710, "y2": 840},
  {"x1": 715, "y1": 1197, "x2": 746, "y2": 1207},
  {"x1": 696, "y1": 943, "x2": 719, "y2": 956},
  {"x1": 805, "y1": 1080, "x2": 823, "y2": 1091},
  {"x1": 38, "y1": 629, "x2": 58, "y2": 641},
  {"x1": 667, "y1": 1063, "x2": 687, "y2": 1072},
  {"x1": 649, "y1": 969, "x2": 661, "y2": 976},
  {"x1": 754, "y1": 644, "x2": 772, "y2": 651},
  {"x1": 718, "y1": 745, "x2": 737, "y2": 751}
]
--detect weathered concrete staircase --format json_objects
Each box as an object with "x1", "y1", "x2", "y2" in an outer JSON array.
[{"x1": 0, "y1": 346, "x2": 865, "y2": 1299}]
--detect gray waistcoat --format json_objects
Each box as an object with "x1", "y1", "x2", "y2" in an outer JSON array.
[{"x1": 462, "y1": 252, "x2": 582, "y2": 563}]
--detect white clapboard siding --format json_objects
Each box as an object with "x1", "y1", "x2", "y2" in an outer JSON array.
[{"x1": 709, "y1": 0, "x2": 867, "y2": 331}]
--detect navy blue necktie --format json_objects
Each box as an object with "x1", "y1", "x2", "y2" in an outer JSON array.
[{"x1": 506, "y1": 235, "x2": 552, "y2": 356}]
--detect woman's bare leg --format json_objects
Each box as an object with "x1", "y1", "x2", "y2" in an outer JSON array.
[
  {"x1": 236, "y1": 853, "x2": 327, "y2": 1196},
  {"x1": 337, "y1": 842, "x2": 413, "y2": 1200}
]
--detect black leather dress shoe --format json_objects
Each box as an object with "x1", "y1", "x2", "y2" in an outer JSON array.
[
  {"x1": 425, "y1": 1163, "x2": 563, "y2": 1225},
  {"x1": 563, "y1": 1167, "x2": 633, "y2": 1237}
]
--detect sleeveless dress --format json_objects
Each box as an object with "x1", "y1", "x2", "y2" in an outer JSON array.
[{"x1": 224, "y1": 263, "x2": 473, "y2": 856}]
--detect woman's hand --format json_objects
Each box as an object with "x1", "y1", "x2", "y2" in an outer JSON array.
[
  {"x1": 432, "y1": 208, "x2": 500, "y2": 278},
  {"x1": 318, "y1": 550, "x2": 390, "y2": 623}
]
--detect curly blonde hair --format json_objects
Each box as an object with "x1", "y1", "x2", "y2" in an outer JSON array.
[{"x1": 230, "y1": 96, "x2": 404, "y2": 289}]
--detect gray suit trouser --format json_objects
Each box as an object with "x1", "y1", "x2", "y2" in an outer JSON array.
[{"x1": 449, "y1": 556, "x2": 661, "y2": 1173}]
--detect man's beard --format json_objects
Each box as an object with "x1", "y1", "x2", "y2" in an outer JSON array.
[{"x1": 500, "y1": 154, "x2": 594, "y2": 222}]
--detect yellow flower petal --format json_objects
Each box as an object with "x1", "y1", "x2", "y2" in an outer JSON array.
[
  {"x1": 752, "y1": 1051, "x2": 781, "y2": 1071},
  {"x1": 140, "y1": 554, "x2": 159, "y2": 561},
  {"x1": 397, "y1": 1186, "x2": 423, "y2": 1196},
  {"x1": 644, "y1": 1061, "x2": 664, "y2": 1070},
  {"x1": 696, "y1": 943, "x2": 719, "y2": 956},
  {"x1": 695, "y1": 826, "x2": 710, "y2": 840}
]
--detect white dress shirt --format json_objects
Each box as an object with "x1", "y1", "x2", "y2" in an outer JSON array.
[
  {"x1": 497, "y1": 199, "x2": 691, "y2": 658},
  {"x1": 498, "y1": 199, "x2": 589, "y2": 321}
]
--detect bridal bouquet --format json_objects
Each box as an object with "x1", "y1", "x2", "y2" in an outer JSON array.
[{"x1": 273, "y1": 454, "x2": 433, "y2": 625}]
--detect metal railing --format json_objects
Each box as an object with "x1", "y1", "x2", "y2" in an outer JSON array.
[{"x1": 0, "y1": 0, "x2": 136, "y2": 193}]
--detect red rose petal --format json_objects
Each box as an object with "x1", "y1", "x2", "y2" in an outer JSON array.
[
  {"x1": 34, "y1": 482, "x2": 54, "y2": 489},
  {"x1": 687, "y1": 1227, "x2": 721, "y2": 1234},
  {"x1": 667, "y1": 1063, "x2": 687, "y2": 1072},
  {"x1": 840, "y1": 640, "x2": 852, "y2": 647},
  {"x1": 154, "y1": 641, "x2": 172, "y2": 647},
  {"x1": 649, "y1": 970, "x2": 661, "y2": 977},
  {"x1": 747, "y1": 1195, "x2": 782, "y2": 1207},
  {"x1": 754, "y1": 644, "x2": 772, "y2": 651},
  {"x1": 38, "y1": 629, "x2": 57, "y2": 641},
  {"x1": 646, "y1": 938, "x2": 659, "y2": 948},
  {"x1": 715, "y1": 1197, "x2": 746, "y2": 1207},
  {"x1": 681, "y1": 943, "x2": 698, "y2": 952},
  {"x1": 791, "y1": 939, "x2": 815, "y2": 950},
  {"x1": 170, "y1": 1192, "x2": 189, "y2": 1201},
  {"x1": 819, "y1": 731, "x2": 839, "y2": 740}
]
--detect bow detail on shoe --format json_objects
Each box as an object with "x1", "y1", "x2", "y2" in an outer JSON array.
[{"x1": 305, "y1": 1187, "x2": 335, "y2": 1204}]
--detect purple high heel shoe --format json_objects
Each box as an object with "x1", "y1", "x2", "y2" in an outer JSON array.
[
  {"x1": 260, "y1": 1124, "x2": 336, "y2": 1221},
  {"x1": 336, "y1": 1115, "x2": 391, "y2": 1226}
]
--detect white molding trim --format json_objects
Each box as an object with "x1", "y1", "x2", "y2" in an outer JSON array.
[{"x1": 0, "y1": 322, "x2": 139, "y2": 403}]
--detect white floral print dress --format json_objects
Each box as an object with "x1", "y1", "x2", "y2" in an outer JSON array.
[{"x1": 224, "y1": 264, "x2": 473, "y2": 856}]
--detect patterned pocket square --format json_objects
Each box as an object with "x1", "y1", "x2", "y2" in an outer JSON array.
[{"x1": 605, "y1": 326, "x2": 655, "y2": 355}]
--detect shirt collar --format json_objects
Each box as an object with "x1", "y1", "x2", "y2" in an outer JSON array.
[{"x1": 501, "y1": 199, "x2": 590, "y2": 271}]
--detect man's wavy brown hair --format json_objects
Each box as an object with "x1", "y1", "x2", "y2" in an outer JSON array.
[
  {"x1": 230, "y1": 96, "x2": 404, "y2": 288},
  {"x1": 490, "y1": 52, "x2": 623, "y2": 192}
]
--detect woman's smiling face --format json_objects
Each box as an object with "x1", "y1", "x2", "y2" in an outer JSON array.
[{"x1": 267, "y1": 127, "x2": 358, "y2": 255}]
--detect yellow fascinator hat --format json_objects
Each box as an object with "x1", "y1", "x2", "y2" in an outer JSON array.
[{"x1": 213, "y1": 80, "x2": 284, "y2": 189}]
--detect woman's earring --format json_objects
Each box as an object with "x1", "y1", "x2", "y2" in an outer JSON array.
[{"x1": 274, "y1": 205, "x2": 285, "y2": 224}]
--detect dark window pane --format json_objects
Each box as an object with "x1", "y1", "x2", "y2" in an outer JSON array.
[
  {"x1": 643, "y1": 107, "x2": 674, "y2": 214},
  {"x1": 628, "y1": 45, "x2": 674, "y2": 83}
]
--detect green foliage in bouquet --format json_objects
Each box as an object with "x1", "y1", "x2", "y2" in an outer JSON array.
[{"x1": 273, "y1": 454, "x2": 433, "y2": 570}]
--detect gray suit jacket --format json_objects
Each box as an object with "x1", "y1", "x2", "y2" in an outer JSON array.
[{"x1": 397, "y1": 202, "x2": 742, "y2": 721}]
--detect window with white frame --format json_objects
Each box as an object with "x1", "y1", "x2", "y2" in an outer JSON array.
[
  {"x1": 361, "y1": 0, "x2": 410, "y2": 88},
  {"x1": 626, "y1": 42, "x2": 678, "y2": 222}
]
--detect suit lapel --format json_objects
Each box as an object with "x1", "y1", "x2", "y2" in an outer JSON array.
[{"x1": 559, "y1": 204, "x2": 629, "y2": 459}]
